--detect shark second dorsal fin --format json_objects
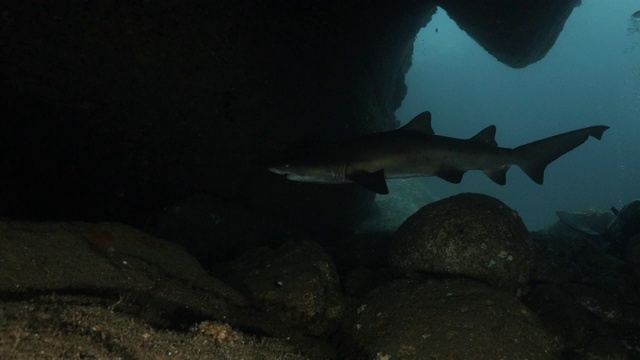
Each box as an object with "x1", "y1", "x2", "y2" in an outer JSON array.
[
  {"x1": 470, "y1": 125, "x2": 498, "y2": 146},
  {"x1": 347, "y1": 169, "x2": 389, "y2": 194},
  {"x1": 399, "y1": 111, "x2": 434, "y2": 135}
]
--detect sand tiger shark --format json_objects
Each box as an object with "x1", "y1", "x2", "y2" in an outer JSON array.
[{"x1": 269, "y1": 111, "x2": 608, "y2": 194}]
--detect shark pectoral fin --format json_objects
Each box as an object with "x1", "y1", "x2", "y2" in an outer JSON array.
[
  {"x1": 347, "y1": 169, "x2": 389, "y2": 194},
  {"x1": 483, "y1": 167, "x2": 509, "y2": 185},
  {"x1": 435, "y1": 168, "x2": 465, "y2": 183}
]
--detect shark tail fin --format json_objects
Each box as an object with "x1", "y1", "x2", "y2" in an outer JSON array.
[{"x1": 514, "y1": 125, "x2": 609, "y2": 184}]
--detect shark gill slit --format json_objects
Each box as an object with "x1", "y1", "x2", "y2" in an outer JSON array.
[{"x1": 334, "y1": 163, "x2": 347, "y2": 182}]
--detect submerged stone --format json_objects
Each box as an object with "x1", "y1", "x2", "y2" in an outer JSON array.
[
  {"x1": 340, "y1": 278, "x2": 555, "y2": 359},
  {"x1": 389, "y1": 193, "x2": 533, "y2": 290},
  {"x1": 219, "y1": 240, "x2": 345, "y2": 337},
  {"x1": 605, "y1": 199, "x2": 640, "y2": 257},
  {"x1": 627, "y1": 234, "x2": 640, "y2": 280}
]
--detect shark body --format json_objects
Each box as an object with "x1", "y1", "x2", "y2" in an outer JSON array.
[{"x1": 269, "y1": 111, "x2": 609, "y2": 194}]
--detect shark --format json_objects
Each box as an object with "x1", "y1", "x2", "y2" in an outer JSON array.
[{"x1": 269, "y1": 111, "x2": 609, "y2": 194}]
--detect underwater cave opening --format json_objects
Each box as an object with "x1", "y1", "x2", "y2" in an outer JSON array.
[{"x1": 386, "y1": 2, "x2": 640, "y2": 231}]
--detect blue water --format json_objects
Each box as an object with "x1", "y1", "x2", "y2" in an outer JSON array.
[{"x1": 395, "y1": 0, "x2": 640, "y2": 230}]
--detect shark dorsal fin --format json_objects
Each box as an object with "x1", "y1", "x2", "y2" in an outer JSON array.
[
  {"x1": 470, "y1": 125, "x2": 498, "y2": 147},
  {"x1": 399, "y1": 111, "x2": 434, "y2": 135}
]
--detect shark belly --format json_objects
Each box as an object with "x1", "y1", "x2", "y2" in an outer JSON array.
[{"x1": 353, "y1": 142, "x2": 513, "y2": 179}]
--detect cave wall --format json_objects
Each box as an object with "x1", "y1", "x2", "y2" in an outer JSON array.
[
  {"x1": 0, "y1": 0, "x2": 580, "y2": 261},
  {"x1": 0, "y1": 1, "x2": 434, "y2": 246}
]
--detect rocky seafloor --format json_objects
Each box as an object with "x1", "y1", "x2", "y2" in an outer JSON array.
[{"x1": 1, "y1": 188, "x2": 639, "y2": 359}]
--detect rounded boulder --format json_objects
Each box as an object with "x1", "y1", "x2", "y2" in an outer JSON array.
[{"x1": 390, "y1": 193, "x2": 533, "y2": 290}]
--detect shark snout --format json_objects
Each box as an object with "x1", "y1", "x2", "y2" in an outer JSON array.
[
  {"x1": 268, "y1": 165, "x2": 292, "y2": 176},
  {"x1": 269, "y1": 163, "x2": 334, "y2": 182}
]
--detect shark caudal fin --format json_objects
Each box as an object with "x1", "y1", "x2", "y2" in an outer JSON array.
[{"x1": 514, "y1": 125, "x2": 609, "y2": 184}]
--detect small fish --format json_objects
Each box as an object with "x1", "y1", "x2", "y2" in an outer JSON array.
[{"x1": 632, "y1": 10, "x2": 640, "y2": 19}]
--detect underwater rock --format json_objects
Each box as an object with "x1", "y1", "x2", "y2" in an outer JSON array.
[
  {"x1": 389, "y1": 193, "x2": 533, "y2": 290},
  {"x1": 436, "y1": 0, "x2": 581, "y2": 68},
  {"x1": 0, "y1": 221, "x2": 336, "y2": 358},
  {"x1": 340, "y1": 278, "x2": 555, "y2": 359},
  {"x1": 626, "y1": 234, "x2": 640, "y2": 280},
  {"x1": 0, "y1": 221, "x2": 246, "y2": 310},
  {"x1": 219, "y1": 240, "x2": 345, "y2": 337},
  {"x1": 525, "y1": 280, "x2": 640, "y2": 357},
  {"x1": 525, "y1": 218, "x2": 640, "y2": 356},
  {"x1": 529, "y1": 234, "x2": 585, "y2": 284},
  {"x1": 343, "y1": 266, "x2": 394, "y2": 299},
  {"x1": 579, "y1": 336, "x2": 637, "y2": 360},
  {"x1": 559, "y1": 283, "x2": 627, "y2": 325},
  {"x1": 526, "y1": 230, "x2": 640, "y2": 355},
  {"x1": 523, "y1": 285, "x2": 593, "y2": 350},
  {"x1": 146, "y1": 193, "x2": 261, "y2": 266},
  {"x1": 542, "y1": 285, "x2": 640, "y2": 357},
  {"x1": 528, "y1": 232, "x2": 628, "y2": 285},
  {"x1": 0, "y1": 295, "x2": 315, "y2": 360},
  {"x1": 605, "y1": 199, "x2": 640, "y2": 257}
]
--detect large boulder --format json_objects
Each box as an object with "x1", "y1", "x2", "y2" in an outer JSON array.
[
  {"x1": 218, "y1": 240, "x2": 345, "y2": 337},
  {"x1": 340, "y1": 278, "x2": 555, "y2": 359},
  {"x1": 0, "y1": 221, "x2": 245, "y2": 312},
  {"x1": 390, "y1": 193, "x2": 534, "y2": 290},
  {"x1": 0, "y1": 221, "x2": 334, "y2": 359}
]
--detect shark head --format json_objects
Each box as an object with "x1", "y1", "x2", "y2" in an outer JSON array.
[
  {"x1": 269, "y1": 162, "x2": 389, "y2": 194},
  {"x1": 268, "y1": 164, "x2": 303, "y2": 180}
]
